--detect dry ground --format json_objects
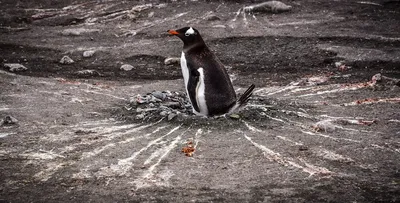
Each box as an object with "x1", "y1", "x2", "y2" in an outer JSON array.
[{"x1": 1, "y1": 0, "x2": 400, "y2": 202}]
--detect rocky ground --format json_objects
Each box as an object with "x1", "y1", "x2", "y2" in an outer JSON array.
[{"x1": 1, "y1": 0, "x2": 400, "y2": 202}]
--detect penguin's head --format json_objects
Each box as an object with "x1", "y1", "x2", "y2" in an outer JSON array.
[{"x1": 167, "y1": 27, "x2": 204, "y2": 46}]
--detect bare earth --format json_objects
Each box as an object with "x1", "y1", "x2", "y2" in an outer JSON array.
[{"x1": 1, "y1": 0, "x2": 400, "y2": 202}]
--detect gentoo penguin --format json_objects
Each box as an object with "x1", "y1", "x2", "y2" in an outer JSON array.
[{"x1": 168, "y1": 27, "x2": 255, "y2": 117}]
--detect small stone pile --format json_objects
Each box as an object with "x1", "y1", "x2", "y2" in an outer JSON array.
[{"x1": 127, "y1": 90, "x2": 192, "y2": 121}]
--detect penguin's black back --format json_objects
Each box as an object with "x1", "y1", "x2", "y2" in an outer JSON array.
[{"x1": 185, "y1": 45, "x2": 237, "y2": 116}]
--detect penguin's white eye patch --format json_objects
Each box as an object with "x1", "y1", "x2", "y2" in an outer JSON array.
[{"x1": 185, "y1": 27, "x2": 195, "y2": 36}]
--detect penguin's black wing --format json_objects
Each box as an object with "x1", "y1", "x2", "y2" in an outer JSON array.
[{"x1": 186, "y1": 60, "x2": 200, "y2": 113}]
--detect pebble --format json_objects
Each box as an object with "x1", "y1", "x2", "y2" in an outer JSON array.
[
  {"x1": 205, "y1": 14, "x2": 221, "y2": 21},
  {"x1": 168, "y1": 113, "x2": 177, "y2": 121},
  {"x1": 243, "y1": 1, "x2": 292, "y2": 13},
  {"x1": 120, "y1": 64, "x2": 134, "y2": 71},
  {"x1": 229, "y1": 114, "x2": 241, "y2": 119},
  {"x1": 83, "y1": 50, "x2": 95, "y2": 58},
  {"x1": 59, "y1": 56, "x2": 74, "y2": 64},
  {"x1": 135, "y1": 113, "x2": 145, "y2": 120},
  {"x1": 164, "y1": 57, "x2": 180, "y2": 65},
  {"x1": 151, "y1": 91, "x2": 166, "y2": 100},
  {"x1": 4, "y1": 63, "x2": 28, "y2": 72},
  {"x1": 61, "y1": 28, "x2": 101, "y2": 36},
  {"x1": 76, "y1": 69, "x2": 100, "y2": 76},
  {"x1": 1, "y1": 115, "x2": 18, "y2": 125},
  {"x1": 160, "y1": 111, "x2": 168, "y2": 117}
]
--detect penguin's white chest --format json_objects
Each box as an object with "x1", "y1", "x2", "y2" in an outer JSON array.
[
  {"x1": 180, "y1": 52, "x2": 208, "y2": 116},
  {"x1": 195, "y1": 68, "x2": 208, "y2": 115},
  {"x1": 180, "y1": 52, "x2": 190, "y2": 88}
]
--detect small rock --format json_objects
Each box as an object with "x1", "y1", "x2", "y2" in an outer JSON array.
[
  {"x1": 243, "y1": 1, "x2": 292, "y2": 13},
  {"x1": 75, "y1": 130, "x2": 96, "y2": 135},
  {"x1": 299, "y1": 146, "x2": 308, "y2": 151},
  {"x1": 151, "y1": 91, "x2": 166, "y2": 100},
  {"x1": 120, "y1": 64, "x2": 134, "y2": 71},
  {"x1": 164, "y1": 57, "x2": 180, "y2": 65},
  {"x1": 168, "y1": 113, "x2": 177, "y2": 121},
  {"x1": 76, "y1": 69, "x2": 100, "y2": 76},
  {"x1": 205, "y1": 14, "x2": 221, "y2": 21},
  {"x1": 135, "y1": 113, "x2": 145, "y2": 120},
  {"x1": 4, "y1": 63, "x2": 28, "y2": 72},
  {"x1": 229, "y1": 113, "x2": 241, "y2": 119},
  {"x1": 334, "y1": 61, "x2": 345, "y2": 68},
  {"x1": 83, "y1": 50, "x2": 95, "y2": 58},
  {"x1": 160, "y1": 111, "x2": 168, "y2": 117},
  {"x1": 148, "y1": 11, "x2": 155, "y2": 18},
  {"x1": 1, "y1": 115, "x2": 18, "y2": 125},
  {"x1": 213, "y1": 25, "x2": 226, "y2": 28},
  {"x1": 59, "y1": 56, "x2": 74, "y2": 64},
  {"x1": 313, "y1": 120, "x2": 336, "y2": 132},
  {"x1": 163, "y1": 101, "x2": 181, "y2": 109},
  {"x1": 61, "y1": 28, "x2": 101, "y2": 36}
]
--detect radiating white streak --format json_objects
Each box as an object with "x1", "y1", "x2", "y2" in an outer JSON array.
[
  {"x1": 134, "y1": 127, "x2": 190, "y2": 189},
  {"x1": 112, "y1": 125, "x2": 182, "y2": 176},
  {"x1": 301, "y1": 130, "x2": 361, "y2": 143},
  {"x1": 244, "y1": 134, "x2": 332, "y2": 176}
]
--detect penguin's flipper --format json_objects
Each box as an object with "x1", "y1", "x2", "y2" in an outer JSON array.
[{"x1": 187, "y1": 68, "x2": 200, "y2": 113}]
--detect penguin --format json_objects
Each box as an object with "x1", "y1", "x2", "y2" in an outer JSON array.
[{"x1": 168, "y1": 27, "x2": 255, "y2": 117}]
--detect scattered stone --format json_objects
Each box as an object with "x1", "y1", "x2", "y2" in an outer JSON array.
[
  {"x1": 229, "y1": 114, "x2": 241, "y2": 119},
  {"x1": 135, "y1": 113, "x2": 145, "y2": 120},
  {"x1": 4, "y1": 63, "x2": 28, "y2": 72},
  {"x1": 151, "y1": 91, "x2": 166, "y2": 100},
  {"x1": 335, "y1": 61, "x2": 351, "y2": 71},
  {"x1": 83, "y1": 50, "x2": 95, "y2": 58},
  {"x1": 372, "y1": 73, "x2": 400, "y2": 86},
  {"x1": 313, "y1": 120, "x2": 336, "y2": 132},
  {"x1": 136, "y1": 107, "x2": 157, "y2": 113},
  {"x1": 155, "y1": 3, "x2": 167, "y2": 9},
  {"x1": 120, "y1": 64, "x2": 134, "y2": 71},
  {"x1": 164, "y1": 57, "x2": 180, "y2": 65},
  {"x1": 205, "y1": 14, "x2": 221, "y2": 21},
  {"x1": 76, "y1": 69, "x2": 100, "y2": 76},
  {"x1": 75, "y1": 130, "x2": 96, "y2": 135},
  {"x1": 148, "y1": 11, "x2": 155, "y2": 18},
  {"x1": 59, "y1": 56, "x2": 74, "y2": 64},
  {"x1": 168, "y1": 113, "x2": 177, "y2": 121},
  {"x1": 61, "y1": 28, "x2": 101, "y2": 36},
  {"x1": 1, "y1": 115, "x2": 18, "y2": 125},
  {"x1": 243, "y1": 1, "x2": 292, "y2": 13},
  {"x1": 291, "y1": 76, "x2": 330, "y2": 86},
  {"x1": 135, "y1": 94, "x2": 162, "y2": 104},
  {"x1": 163, "y1": 101, "x2": 181, "y2": 108},
  {"x1": 213, "y1": 25, "x2": 226, "y2": 28},
  {"x1": 299, "y1": 146, "x2": 309, "y2": 151},
  {"x1": 160, "y1": 111, "x2": 168, "y2": 117}
]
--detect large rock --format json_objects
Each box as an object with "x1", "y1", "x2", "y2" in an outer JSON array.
[
  {"x1": 4, "y1": 63, "x2": 28, "y2": 72},
  {"x1": 243, "y1": 1, "x2": 292, "y2": 13}
]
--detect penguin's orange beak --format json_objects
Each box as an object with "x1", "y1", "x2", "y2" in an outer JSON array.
[{"x1": 168, "y1": 30, "x2": 179, "y2": 35}]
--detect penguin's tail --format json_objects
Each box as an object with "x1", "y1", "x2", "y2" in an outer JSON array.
[{"x1": 229, "y1": 84, "x2": 255, "y2": 113}]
